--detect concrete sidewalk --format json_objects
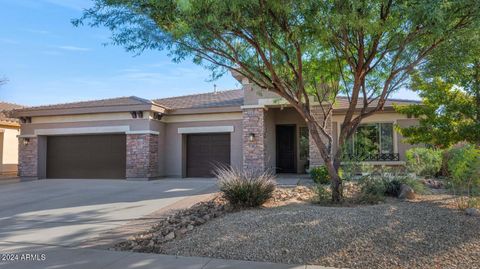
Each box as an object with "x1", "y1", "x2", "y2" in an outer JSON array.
[{"x1": 0, "y1": 241, "x2": 333, "y2": 269}]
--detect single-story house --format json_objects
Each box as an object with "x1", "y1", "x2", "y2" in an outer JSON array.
[
  {"x1": 0, "y1": 102, "x2": 22, "y2": 176},
  {"x1": 12, "y1": 75, "x2": 419, "y2": 180}
]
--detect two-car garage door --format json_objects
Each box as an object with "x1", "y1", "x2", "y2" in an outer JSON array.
[{"x1": 47, "y1": 134, "x2": 126, "y2": 179}]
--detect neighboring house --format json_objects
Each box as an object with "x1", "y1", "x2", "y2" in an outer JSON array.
[
  {"x1": 12, "y1": 75, "x2": 419, "y2": 180},
  {"x1": 0, "y1": 102, "x2": 22, "y2": 176}
]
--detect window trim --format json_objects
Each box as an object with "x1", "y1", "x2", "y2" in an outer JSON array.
[{"x1": 336, "y1": 120, "x2": 398, "y2": 156}]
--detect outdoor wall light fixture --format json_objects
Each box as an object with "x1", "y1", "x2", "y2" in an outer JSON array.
[
  {"x1": 22, "y1": 138, "x2": 30, "y2": 146},
  {"x1": 249, "y1": 133, "x2": 255, "y2": 142},
  {"x1": 20, "y1": 117, "x2": 32, "y2": 124},
  {"x1": 131, "y1": 111, "x2": 144, "y2": 119},
  {"x1": 153, "y1": 112, "x2": 164, "y2": 121}
]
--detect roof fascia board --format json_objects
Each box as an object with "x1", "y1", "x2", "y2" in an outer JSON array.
[
  {"x1": 13, "y1": 104, "x2": 165, "y2": 117},
  {"x1": 166, "y1": 106, "x2": 241, "y2": 115}
]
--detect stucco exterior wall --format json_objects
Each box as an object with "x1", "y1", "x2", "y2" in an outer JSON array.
[
  {"x1": 164, "y1": 119, "x2": 243, "y2": 177},
  {"x1": 151, "y1": 121, "x2": 166, "y2": 177},
  {"x1": 20, "y1": 118, "x2": 153, "y2": 136},
  {"x1": 31, "y1": 112, "x2": 133, "y2": 124},
  {"x1": 0, "y1": 127, "x2": 20, "y2": 174},
  {"x1": 243, "y1": 83, "x2": 281, "y2": 105},
  {"x1": 396, "y1": 118, "x2": 421, "y2": 161},
  {"x1": 264, "y1": 109, "x2": 276, "y2": 171}
]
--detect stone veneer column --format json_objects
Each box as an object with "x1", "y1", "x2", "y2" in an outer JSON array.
[
  {"x1": 242, "y1": 107, "x2": 267, "y2": 172},
  {"x1": 18, "y1": 137, "x2": 38, "y2": 178},
  {"x1": 309, "y1": 105, "x2": 332, "y2": 167},
  {"x1": 126, "y1": 134, "x2": 159, "y2": 180}
]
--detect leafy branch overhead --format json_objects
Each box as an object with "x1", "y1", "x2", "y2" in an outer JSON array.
[
  {"x1": 76, "y1": 0, "x2": 480, "y2": 202},
  {"x1": 396, "y1": 27, "x2": 480, "y2": 148}
]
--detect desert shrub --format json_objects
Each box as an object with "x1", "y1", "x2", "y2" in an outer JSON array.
[
  {"x1": 339, "y1": 154, "x2": 363, "y2": 181},
  {"x1": 447, "y1": 144, "x2": 480, "y2": 197},
  {"x1": 357, "y1": 169, "x2": 425, "y2": 203},
  {"x1": 384, "y1": 179, "x2": 403, "y2": 197},
  {"x1": 358, "y1": 175, "x2": 387, "y2": 203},
  {"x1": 314, "y1": 184, "x2": 331, "y2": 204},
  {"x1": 215, "y1": 166, "x2": 276, "y2": 208},
  {"x1": 400, "y1": 176, "x2": 427, "y2": 194},
  {"x1": 339, "y1": 163, "x2": 358, "y2": 181},
  {"x1": 406, "y1": 148, "x2": 443, "y2": 177},
  {"x1": 310, "y1": 165, "x2": 330, "y2": 184}
]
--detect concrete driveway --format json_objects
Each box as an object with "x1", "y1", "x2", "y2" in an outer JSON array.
[{"x1": 0, "y1": 178, "x2": 216, "y2": 248}]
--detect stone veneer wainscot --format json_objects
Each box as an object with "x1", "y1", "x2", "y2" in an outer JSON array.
[
  {"x1": 18, "y1": 137, "x2": 38, "y2": 178},
  {"x1": 242, "y1": 108, "x2": 267, "y2": 171},
  {"x1": 126, "y1": 134, "x2": 159, "y2": 180}
]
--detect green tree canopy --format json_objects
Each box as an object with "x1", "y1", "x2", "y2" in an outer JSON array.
[
  {"x1": 76, "y1": 0, "x2": 480, "y2": 201},
  {"x1": 396, "y1": 28, "x2": 480, "y2": 147}
]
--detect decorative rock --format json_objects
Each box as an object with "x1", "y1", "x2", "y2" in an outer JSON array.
[
  {"x1": 399, "y1": 184, "x2": 415, "y2": 200},
  {"x1": 187, "y1": 224, "x2": 194, "y2": 231},
  {"x1": 177, "y1": 228, "x2": 188, "y2": 235},
  {"x1": 422, "y1": 179, "x2": 444, "y2": 189},
  {"x1": 165, "y1": 232, "x2": 175, "y2": 241},
  {"x1": 465, "y1": 208, "x2": 480, "y2": 217}
]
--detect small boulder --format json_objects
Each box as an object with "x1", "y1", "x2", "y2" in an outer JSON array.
[
  {"x1": 398, "y1": 184, "x2": 415, "y2": 200},
  {"x1": 465, "y1": 208, "x2": 480, "y2": 217},
  {"x1": 176, "y1": 228, "x2": 188, "y2": 236},
  {"x1": 164, "y1": 232, "x2": 175, "y2": 241}
]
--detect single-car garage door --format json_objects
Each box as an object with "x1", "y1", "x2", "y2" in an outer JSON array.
[
  {"x1": 187, "y1": 133, "x2": 230, "y2": 177},
  {"x1": 47, "y1": 134, "x2": 126, "y2": 179}
]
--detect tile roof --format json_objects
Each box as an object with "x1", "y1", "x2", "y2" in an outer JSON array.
[
  {"x1": 333, "y1": 96, "x2": 420, "y2": 110},
  {"x1": 9, "y1": 90, "x2": 419, "y2": 115},
  {"x1": 16, "y1": 96, "x2": 158, "y2": 112},
  {"x1": 0, "y1": 102, "x2": 23, "y2": 123},
  {"x1": 153, "y1": 89, "x2": 244, "y2": 109}
]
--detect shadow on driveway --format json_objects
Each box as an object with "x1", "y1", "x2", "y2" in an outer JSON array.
[{"x1": 0, "y1": 178, "x2": 217, "y2": 247}]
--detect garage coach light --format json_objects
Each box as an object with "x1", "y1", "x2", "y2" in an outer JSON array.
[
  {"x1": 130, "y1": 111, "x2": 144, "y2": 119},
  {"x1": 22, "y1": 138, "x2": 30, "y2": 146},
  {"x1": 248, "y1": 133, "x2": 255, "y2": 142}
]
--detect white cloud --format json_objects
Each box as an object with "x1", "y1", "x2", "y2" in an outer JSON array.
[{"x1": 56, "y1": 45, "x2": 91, "y2": 52}]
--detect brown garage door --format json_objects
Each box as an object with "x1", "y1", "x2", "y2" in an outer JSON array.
[
  {"x1": 47, "y1": 134, "x2": 126, "y2": 179},
  {"x1": 187, "y1": 133, "x2": 230, "y2": 177}
]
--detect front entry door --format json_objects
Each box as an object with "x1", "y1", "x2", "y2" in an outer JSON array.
[{"x1": 276, "y1": 125, "x2": 296, "y2": 173}]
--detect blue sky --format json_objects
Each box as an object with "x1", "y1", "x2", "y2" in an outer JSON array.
[{"x1": 0, "y1": 0, "x2": 418, "y2": 106}]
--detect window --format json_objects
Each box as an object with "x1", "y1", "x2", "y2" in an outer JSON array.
[
  {"x1": 299, "y1": 127, "x2": 309, "y2": 160},
  {"x1": 344, "y1": 123, "x2": 395, "y2": 160}
]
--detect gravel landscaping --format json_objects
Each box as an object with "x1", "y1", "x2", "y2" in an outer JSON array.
[{"x1": 156, "y1": 194, "x2": 480, "y2": 269}]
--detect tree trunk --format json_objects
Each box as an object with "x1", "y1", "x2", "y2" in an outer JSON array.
[
  {"x1": 474, "y1": 61, "x2": 480, "y2": 146},
  {"x1": 325, "y1": 158, "x2": 342, "y2": 202},
  {"x1": 306, "y1": 120, "x2": 343, "y2": 202}
]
